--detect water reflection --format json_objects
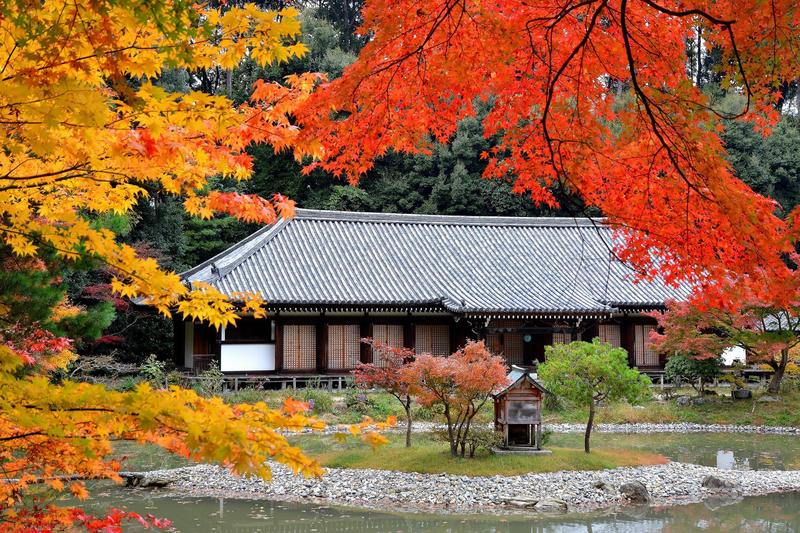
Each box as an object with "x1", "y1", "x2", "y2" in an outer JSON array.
[
  {"x1": 715, "y1": 449, "x2": 752, "y2": 470},
  {"x1": 550, "y1": 432, "x2": 800, "y2": 471},
  {"x1": 81, "y1": 491, "x2": 800, "y2": 532}
]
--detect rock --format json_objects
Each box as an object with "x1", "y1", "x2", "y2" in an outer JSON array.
[
  {"x1": 619, "y1": 481, "x2": 651, "y2": 504},
  {"x1": 592, "y1": 480, "x2": 606, "y2": 490},
  {"x1": 703, "y1": 494, "x2": 743, "y2": 511},
  {"x1": 701, "y1": 475, "x2": 738, "y2": 491},
  {"x1": 758, "y1": 395, "x2": 780, "y2": 402},
  {"x1": 533, "y1": 499, "x2": 568, "y2": 513},
  {"x1": 675, "y1": 396, "x2": 692, "y2": 406},
  {"x1": 501, "y1": 497, "x2": 538, "y2": 508},
  {"x1": 121, "y1": 471, "x2": 180, "y2": 488}
]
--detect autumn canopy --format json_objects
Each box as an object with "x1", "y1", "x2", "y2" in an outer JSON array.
[{"x1": 296, "y1": 0, "x2": 800, "y2": 310}]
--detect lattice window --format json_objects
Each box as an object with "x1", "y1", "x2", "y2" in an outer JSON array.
[
  {"x1": 328, "y1": 324, "x2": 361, "y2": 370},
  {"x1": 371, "y1": 324, "x2": 404, "y2": 367},
  {"x1": 486, "y1": 320, "x2": 524, "y2": 365},
  {"x1": 598, "y1": 324, "x2": 622, "y2": 348},
  {"x1": 551, "y1": 332, "x2": 572, "y2": 345},
  {"x1": 282, "y1": 325, "x2": 316, "y2": 370},
  {"x1": 415, "y1": 324, "x2": 450, "y2": 356},
  {"x1": 503, "y1": 332, "x2": 524, "y2": 365},
  {"x1": 634, "y1": 324, "x2": 659, "y2": 367}
]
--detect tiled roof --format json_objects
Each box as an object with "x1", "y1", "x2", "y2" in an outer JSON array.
[{"x1": 181, "y1": 209, "x2": 689, "y2": 315}]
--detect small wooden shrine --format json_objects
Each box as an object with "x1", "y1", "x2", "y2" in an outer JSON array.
[{"x1": 493, "y1": 365, "x2": 550, "y2": 450}]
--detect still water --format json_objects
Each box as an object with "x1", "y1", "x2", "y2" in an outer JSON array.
[
  {"x1": 84, "y1": 490, "x2": 800, "y2": 532},
  {"x1": 548, "y1": 432, "x2": 800, "y2": 470},
  {"x1": 89, "y1": 433, "x2": 800, "y2": 532}
]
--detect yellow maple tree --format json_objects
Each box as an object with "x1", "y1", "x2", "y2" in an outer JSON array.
[
  {"x1": 0, "y1": 1, "x2": 377, "y2": 530},
  {"x1": 0, "y1": 0, "x2": 321, "y2": 325}
]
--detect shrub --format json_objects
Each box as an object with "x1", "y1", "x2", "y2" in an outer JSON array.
[
  {"x1": 196, "y1": 361, "x2": 225, "y2": 396},
  {"x1": 720, "y1": 374, "x2": 747, "y2": 390},
  {"x1": 463, "y1": 428, "x2": 504, "y2": 457},
  {"x1": 344, "y1": 387, "x2": 374, "y2": 415},
  {"x1": 140, "y1": 354, "x2": 168, "y2": 388},
  {"x1": 223, "y1": 388, "x2": 268, "y2": 405},
  {"x1": 412, "y1": 402, "x2": 444, "y2": 421},
  {"x1": 664, "y1": 354, "x2": 722, "y2": 396},
  {"x1": 116, "y1": 376, "x2": 141, "y2": 392},
  {"x1": 297, "y1": 388, "x2": 333, "y2": 414}
]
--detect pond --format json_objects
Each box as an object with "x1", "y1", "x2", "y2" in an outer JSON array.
[
  {"x1": 82, "y1": 489, "x2": 800, "y2": 532},
  {"x1": 93, "y1": 432, "x2": 800, "y2": 532},
  {"x1": 548, "y1": 432, "x2": 800, "y2": 471}
]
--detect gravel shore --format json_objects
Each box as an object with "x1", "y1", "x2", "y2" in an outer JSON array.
[
  {"x1": 138, "y1": 460, "x2": 800, "y2": 515},
  {"x1": 314, "y1": 421, "x2": 800, "y2": 436},
  {"x1": 126, "y1": 423, "x2": 800, "y2": 515},
  {"x1": 544, "y1": 422, "x2": 800, "y2": 435}
]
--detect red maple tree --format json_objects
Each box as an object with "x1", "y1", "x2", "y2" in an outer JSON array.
[
  {"x1": 295, "y1": 0, "x2": 800, "y2": 311},
  {"x1": 404, "y1": 341, "x2": 508, "y2": 457},
  {"x1": 354, "y1": 339, "x2": 418, "y2": 447}
]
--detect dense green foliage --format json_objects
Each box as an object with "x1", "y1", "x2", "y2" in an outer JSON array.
[
  {"x1": 539, "y1": 340, "x2": 651, "y2": 452},
  {"x1": 664, "y1": 355, "x2": 724, "y2": 396}
]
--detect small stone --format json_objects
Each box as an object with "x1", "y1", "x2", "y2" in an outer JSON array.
[
  {"x1": 534, "y1": 499, "x2": 568, "y2": 513},
  {"x1": 701, "y1": 475, "x2": 738, "y2": 490},
  {"x1": 592, "y1": 480, "x2": 606, "y2": 490},
  {"x1": 619, "y1": 481, "x2": 651, "y2": 504},
  {"x1": 502, "y1": 497, "x2": 538, "y2": 508}
]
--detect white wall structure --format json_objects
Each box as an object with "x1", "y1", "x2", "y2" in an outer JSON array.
[
  {"x1": 220, "y1": 343, "x2": 275, "y2": 372},
  {"x1": 722, "y1": 345, "x2": 746, "y2": 366}
]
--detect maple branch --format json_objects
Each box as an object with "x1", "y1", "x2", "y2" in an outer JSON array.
[
  {"x1": 540, "y1": 1, "x2": 606, "y2": 180},
  {"x1": 0, "y1": 431, "x2": 43, "y2": 442},
  {"x1": 638, "y1": 0, "x2": 752, "y2": 117},
  {"x1": 620, "y1": 0, "x2": 713, "y2": 205}
]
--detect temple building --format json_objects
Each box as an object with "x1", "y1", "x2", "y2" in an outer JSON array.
[{"x1": 173, "y1": 209, "x2": 687, "y2": 376}]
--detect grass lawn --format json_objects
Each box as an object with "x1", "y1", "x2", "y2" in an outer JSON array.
[
  {"x1": 290, "y1": 433, "x2": 668, "y2": 476},
  {"x1": 547, "y1": 389, "x2": 800, "y2": 427}
]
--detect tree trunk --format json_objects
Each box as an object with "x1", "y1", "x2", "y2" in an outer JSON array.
[
  {"x1": 404, "y1": 397, "x2": 412, "y2": 448},
  {"x1": 444, "y1": 404, "x2": 458, "y2": 456},
  {"x1": 767, "y1": 349, "x2": 789, "y2": 394},
  {"x1": 695, "y1": 27, "x2": 703, "y2": 86},
  {"x1": 585, "y1": 401, "x2": 595, "y2": 454}
]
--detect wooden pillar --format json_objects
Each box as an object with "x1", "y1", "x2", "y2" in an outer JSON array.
[
  {"x1": 622, "y1": 319, "x2": 636, "y2": 367},
  {"x1": 403, "y1": 320, "x2": 415, "y2": 351},
  {"x1": 274, "y1": 320, "x2": 284, "y2": 372},
  {"x1": 316, "y1": 318, "x2": 327, "y2": 373},
  {"x1": 360, "y1": 319, "x2": 372, "y2": 364},
  {"x1": 581, "y1": 322, "x2": 599, "y2": 342}
]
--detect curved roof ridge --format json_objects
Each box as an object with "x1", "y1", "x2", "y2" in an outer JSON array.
[
  {"x1": 295, "y1": 208, "x2": 606, "y2": 228},
  {"x1": 176, "y1": 208, "x2": 689, "y2": 313},
  {"x1": 179, "y1": 217, "x2": 291, "y2": 280}
]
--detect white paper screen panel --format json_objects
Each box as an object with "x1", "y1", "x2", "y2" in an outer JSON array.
[{"x1": 220, "y1": 343, "x2": 275, "y2": 372}]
